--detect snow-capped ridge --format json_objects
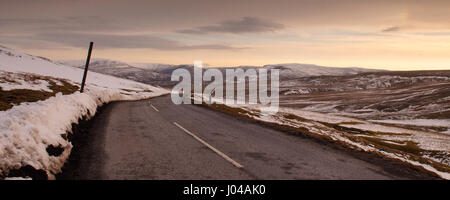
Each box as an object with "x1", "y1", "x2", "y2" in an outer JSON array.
[{"x1": 263, "y1": 63, "x2": 381, "y2": 78}]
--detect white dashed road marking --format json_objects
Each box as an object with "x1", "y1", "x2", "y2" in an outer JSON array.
[{"x1": 173, "y1": 122, "x2": 244, "y2": 169}]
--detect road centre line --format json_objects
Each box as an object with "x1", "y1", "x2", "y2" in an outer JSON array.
[{"x1": 173, "y1": 122, "x2": 244, "y2": 169}]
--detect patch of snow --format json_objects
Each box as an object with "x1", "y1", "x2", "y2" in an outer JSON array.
[
  {"x1": 370, "y1": 119, "x2": 450, "y2": 132},
  {"x1": 283, "y1": 88, "x2": 312, "y2": 95},
  {"x1": 0, "y1": 46, "x2": 169, "y2": 179},
  {"x1": 0, "y1": 74, "x2": 52, "y2": 92},
  {"x1": 4, "y1": 177, "x2": 32, "y2": 180}
]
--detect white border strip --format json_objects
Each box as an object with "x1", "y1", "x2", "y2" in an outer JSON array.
[
  {"x1": 150, "y1": 104, "x2": 159, "y2": 112},
  {"x1": 173, "y1": 122, "x2": 244, "y2": 169}
]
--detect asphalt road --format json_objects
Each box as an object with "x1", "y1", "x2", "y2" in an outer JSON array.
[{"x1": 61, "y1": 95, "x2": 437, "y2": 180}]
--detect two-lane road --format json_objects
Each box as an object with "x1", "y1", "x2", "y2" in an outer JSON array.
[{"x1": 60, "y1": 95, "x2": 437, "y2": 179}]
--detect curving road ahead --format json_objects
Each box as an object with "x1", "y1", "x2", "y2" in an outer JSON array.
[{"x1": 60, "y1": 95, "x2": 437, "y2": 180}]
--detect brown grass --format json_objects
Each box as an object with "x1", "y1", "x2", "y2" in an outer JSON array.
[
  {"x1": 339, "y1": 121, "x2": 364, "y2": 125},
  {"x1": 283, "y1": 113, "x2": 313, "y2": 122},
  {"x1": 206, "y1": 103, "x2": 261, "y2": 118},
  {"x1": 318, "y1": 121, "x2": 373, "y2": 135},
  {"x1": 0, "y1": 73, "x2": 79, "y2": 111},
  {"x1": 358, "y1": 136, "x2": 450, "y2": 173},
  {"x1": 120, "y1": 88, "x2": 153, "y2": 93},
  {"x1": 361, "y1": 137, "x2": 423, "y2": 155},
  {"x1": 0, "y1": 89, "x2": 54, "y2": 110},
  {"x1": 418, "y1": 110, "x2": 450, "y2": 119}
]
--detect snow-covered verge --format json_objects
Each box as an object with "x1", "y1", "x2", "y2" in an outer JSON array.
[
  {"x1": 0, "y1": 46, "x2": 169, "y2": 179},
  {"x1": 195, "y1": 93, "x2": 450, "y2": 179}
]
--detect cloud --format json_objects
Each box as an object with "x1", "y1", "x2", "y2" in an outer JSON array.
[
  {"x1": 333, "y1": 30, "x2": 384, "y2": 37},
  {"x1": 415, "y1": 31, "x2": 450, "y2": 36},
  {"x1": 33, "y1": 32, "x2": 241, "y2": 50},
  {"x1": 0, "y1": 16, "x2": 126, "y2": 33},
  {"x1": 382, "y1": 26, "x2": 401, "y2": 32},
  {"x1": 0, "y1": 16, "x2": 246, "y2": 51},
  {"x1": 177, "y1": 17, "x2": 285, "y2": 34}
]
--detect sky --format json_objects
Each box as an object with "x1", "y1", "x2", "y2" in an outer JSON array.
[{"x1": 1, "y1": 0, "x2": 450, "y2": 70}]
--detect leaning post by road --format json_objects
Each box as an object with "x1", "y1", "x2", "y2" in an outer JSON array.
[{"x1": 80, "y1": 41, "x2": 94, "y2": 93}]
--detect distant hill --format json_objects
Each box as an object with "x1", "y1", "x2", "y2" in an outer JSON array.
[
  {"x1": 61, "y1": 59, "x2": 382, "y2": 88},
  {"x1": 263, "y1": 63, "x2": 382, "y2": 79}
]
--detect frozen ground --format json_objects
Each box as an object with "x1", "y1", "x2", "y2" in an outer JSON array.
[
  {"x1": 0, "y1": 46, "x2": 168, "y2": 179},
  {"x1": 215, "y1": 70, "x2": 450, "y2": 179},
  {"x1": 197, "y1": 91, "x2": 450, "y2": 179}
]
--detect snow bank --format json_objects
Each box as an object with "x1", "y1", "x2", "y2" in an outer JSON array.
[{"x1": 0, "y1": 46, "x2": 169, "y2": 179}]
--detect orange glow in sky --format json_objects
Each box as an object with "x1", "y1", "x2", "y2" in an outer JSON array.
[{"x1": 1, "y1": 0, "x2": 449, "y2": 70}]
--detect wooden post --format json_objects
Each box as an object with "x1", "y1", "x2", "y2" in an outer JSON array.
[{"x1": 80, "y1": 42, "x2": 93, "y2": 93}]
